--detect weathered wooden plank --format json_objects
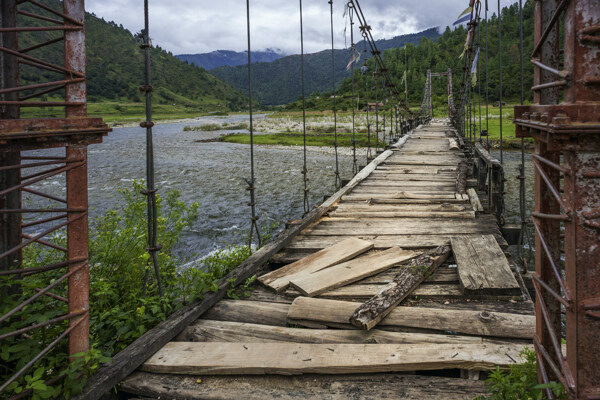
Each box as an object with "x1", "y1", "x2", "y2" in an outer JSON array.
[
  {"x1": 258, "y1": 237, "x2": 373, "y2": 292},
  {"x1": 332, "y1": 203, "x2": 471, "y2": 212},
  {"x1": 287, "y1": 297, "x2": 535, "y2": 339},
  {"x1": 201, "y1": 300, "x2": 290, "y2": 326},
  {"x1": 456, "y1": 161, "x2": 469, "y2": 195},
  {"x1": 349, "y1": 186, "x2": 457, "y2": 194},
  {"x1": 330, "y1": 211, "x2": 476, "y2": 219},
  {"x1": 350, "y1": 246, "x2": 451, "y2": 330},
  {"x1": 308, "y1": 219, "x2": 499, "y2": 236},
  {"x1": 120, "y1": 372, "x2": 488, "y2": 400},
  {"x1": 359, "y1": 265, "x2": 459, "y2": 284},
  {"x1": 361, "y1": 179, "x2": 456, "y2": 187},
  {"x1": 467, "y1": 188, "x2": 484, "y2": 212},
  {"x1": 140, "y1": 342, "x2": 528, "y2": 375},
  {"x1": 289, "y1": 247, "x2": 418, "y2": 297},
  {"x1": 285, "y1": 283, "x2": 465, "y2": 299},
  {"x1": 343, "y1": 192, "x2": 460, "y2": 201},
  {"x1": 451, "y1": 235, "x2": 520, "y2": 295},
  {"x1": 175, "y1": 319, "x2": 491, "y2": 345}
]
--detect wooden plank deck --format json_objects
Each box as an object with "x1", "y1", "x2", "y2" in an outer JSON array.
[{"x1": 120, "y1": 119, "x2": 534, "y2": 399}]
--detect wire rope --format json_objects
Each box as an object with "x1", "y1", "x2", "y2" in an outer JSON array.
[{"x1": 299, "y1": 0, "x2": 310, "y2": 216}]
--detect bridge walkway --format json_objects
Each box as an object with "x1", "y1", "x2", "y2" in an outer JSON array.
[{"x1": 120, "y1": 119, "x2": 534, "y2": 399}]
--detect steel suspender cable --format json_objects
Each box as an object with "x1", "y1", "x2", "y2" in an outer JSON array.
[
  {"x1": 516, "y1": 0, "x2": 532, "y2": 270},
  {"x1": 375, "y1": 65, "x2": 379, "y2": 153},
  {"x1": 245, "y1": 0, "x2": 261, "y2": 247},
  {"x1": 497, "y1": 0, "x2": 503, "y2": 164},
  {"x1": 299, "y1": 0, "x2": 310, "y2": 216},
  {"x1": 329, "y1": 0, "x2": 341, "y2": 191},
  {"x1": 485, "y1": 0, "x2": 489, "y2": 147},
  {"x1": 477, "y1": 20, "x2": 482, "y2": 140},
  {"x1": 349, "y1": 3, "x2": 358, "y2": 176},
  {"x1": 141, "y1": 0, "x2": 163, "y2": 298},
  {"x1": 362, "y1": 34, "x2": 372, "y2": 163}
]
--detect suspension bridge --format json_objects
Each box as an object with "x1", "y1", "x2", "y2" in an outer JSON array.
[{"x1": 1, "y1": 0, "x2": 599, "y2": 399}]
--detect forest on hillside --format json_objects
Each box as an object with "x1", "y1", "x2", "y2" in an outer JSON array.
[
  {"x1": 16, "y1": 0, "x2": 246, "y2": 111},
  {"x1": 287, "y1": 1, "x2": 534, "y2": 111}
]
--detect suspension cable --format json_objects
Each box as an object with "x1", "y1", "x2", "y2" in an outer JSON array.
[
  {"x1": 361, "y1": 32, "x2": 372, "y2": 163},
  {"x1": 517, "y1": 0, "x2": 533, "y2": 270},
  {"x1": 477, "y1": 19, "x2": 482, "y2": 140},
  {"x1": 245, "y1": 0, "x2": 261, "y2": 247},
  {"x1": 329, "y1": 0, "x2": 341, "y2": 191},
  {"x1": 141, "y1": 0, "x2": 163, "y2": 298},
  {"x1": 497, "y1": 0, "x2": 503, "y2": 164},
  {"x1": 484, "y1": 0, "x2": 489, "y2": 147},
  {"x1": 348, "y1": 2, "x2": 358, "y2": 175},
  {"x1": 299, "y1": 0, "x2": 310, "y2": 216},
  {"x1": 374, "y1": 64, "x2": 379, "y2": 153}
]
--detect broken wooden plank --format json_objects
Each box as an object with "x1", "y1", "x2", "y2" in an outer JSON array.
[
  {"x1": 467, "y1": 188, "x2": 484, "y2": 212},
  {"x1": 451, "y1": 235, "x2": 520, "y2": 295},
  {"x1": 258, "y1": 237, "x2": 373, "y2": 292},
  {"x1": 289, "y1": 247, "x2": 418, "y2": 297},
  {"x1": 141, "y1": 342, "x2": 528, "y2": 375},
  {"x1": 287, "y1": 297, "x2": 535, "y2": 339},
  {"x1": 175, "y1": 319, "x2": 494, "y2": 345},
  {"x1": 201, "y1": 300, "x2": 290, "y2": 326},
  {"x1": 350, "y1": 246, "x2": 451, "y2": 330},
  {"x1": 329, "y1": 211, "x2": 476, "y2": 219}
]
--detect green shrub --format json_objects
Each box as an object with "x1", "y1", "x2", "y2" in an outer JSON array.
[
  {"x1": 0, "y1": 181, "x2": 254, "y2": 398},
  {"x1": 475, "y1": 348, "x2": 566, "y2": 400}
]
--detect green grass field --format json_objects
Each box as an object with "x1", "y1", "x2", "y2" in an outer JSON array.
[{"x1": 223, "y1": 132, "x2": 385, "y2": 148}]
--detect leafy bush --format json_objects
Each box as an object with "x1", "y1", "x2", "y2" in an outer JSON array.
[
  {"x1": 475, "y1": 348, "x2": 566, "y2": 400},
  {"x1": 1, "y1": 181, "x2": 253, "y2": 398}
]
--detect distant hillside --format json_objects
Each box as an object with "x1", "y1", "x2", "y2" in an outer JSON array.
[
  {"x1": 210, "y1": 27, "x2": 440, "y2": 105},
  {"x1": 177, "y1": 49, "x2": 286, "y2": 70},
  {"x1": 17, "y1": 1, "x2": 246, "y2": 111}
]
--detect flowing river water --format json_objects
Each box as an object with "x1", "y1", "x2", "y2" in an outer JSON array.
[{"x1": 28, "y1": 114, "x2": 535, "y2": 265}]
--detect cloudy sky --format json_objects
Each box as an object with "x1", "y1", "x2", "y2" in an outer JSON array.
[{"x1": 86, "y1": 0, "x2": 516, "y2": 56}]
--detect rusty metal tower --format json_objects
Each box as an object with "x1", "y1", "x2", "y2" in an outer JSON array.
[
  {"x1": 0, "y1": 0, "x2": 110, "y2": 391},
  {"x1": 514, "y1": 0, "x2": 599, "y2": 398}
]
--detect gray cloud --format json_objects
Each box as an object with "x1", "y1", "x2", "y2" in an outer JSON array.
[{"x1": 87, "y1": 0, "x2": 517, "y2": 55}]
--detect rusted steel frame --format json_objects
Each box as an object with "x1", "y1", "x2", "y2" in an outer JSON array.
[
  {"x1": 0, "y1": 101, "x2": 84, "y2": 107},
  {"x1": 0, "y1": 45, "x2": 84, "y2": 77},
  {"x1": 532, "y1": 158, "x2": 570, "y2": 213},
  {"x1": 0, "y1": 158, "x2": 69, "y2": 171},
  {"x1": 534, "y1": 337, "x2": 570, "y2": 394},
  {"x1": 64, "y1": 0, "x2": 87, "y2": 119},
  {"x1": 582, "y1": 76, "x2": 600, "y2": 85},
  {"x1": 24, "y1": 0, "x2": 82, "y2": 26},
  {"x1": 21, "y1": 156, "x2": 67, "y2": 161},
  {"x1": 0, "y1": 160, "x2": 84, "y2": 197},
  {"x1": 0, "y1": 313, "x2": 86, "y2": 393},
  {"x1": 19, "y1": 35, "x2": 64, "y2": 53},
  {"x1": 535, "y1": 344, "x2": 557, "y2": 400},
  {"x1": 21, "y1": 231, "x2": 67, "y2": 253},
  {"x1": 17, "y1": 9, "x2": 64, "y2": 24},
  {"x1": 0, "y1": 257, "x2": 84, "y2": 277},
  {"x1": 35, "y1": 288, "x2": 68, "y2": 302},
  {"x1": 533, "y1": 279, "x2": 574, "y2": 389},
  {"x1": 65, "y1": 146, "x2": 89, "y2": 358},
  {"x1": 532, "y1": 153, "x2": 571, "y2": 175},
  {"x1": 22, "y1": 213, "x2": 67, "y2": 228},
  {"x1": 0, "y1": 77, "x2": 83, "y2": 95},
  {"x1": 0, "y1": 310, "x2": 85, "y2": 340},
  {"x1": 530, "y1": 58, "x2": 569, "y2": 78},
  {"x1": 0, "y1": 208, "x2": 84, "y2": 213},
  {"x1": 19, "y1": 84, "x2": 66, "y2": 101},
  {"x1": 18, "y1": 58, "x2": 63, "y2": 74},
  {"x1": 0, "y1": 211, "x2": 83, "y2": 259},
  {"x1": 532, "y1": 80, "x2": 568, "y2": 91},
  {"x1": 531, "y1": 0, "x2": 569, "y2": 57},
  {"x1": 532, "y1": 272, "x2": 571, "y2": 309},
  {"x1": 578, "y1": 22, "x2": 600, "y2": 35},
  {"x1": 0, "y1": 262, "x2": 86, "y2": 323},
  {"x1": 532, "y1": 211, "x2": 571, "y2": 221},
  {"x1": 23, "y1": 188, "x2": 66, "y2": 203},
  {"x1": 20, "y1": 159, "x2": 81, "y2": 180},
  {"x1": 531, "y1": 216, "x2": 572, "y2": 302},
  {"x1": 0, "y1": 26, "x2": 81, "y2": 32}
]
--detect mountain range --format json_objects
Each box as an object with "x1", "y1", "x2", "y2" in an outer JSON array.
[
  {"x1": 177, "y1": 49, "x2": 286, "y2": 70},
  {"x1": 205, "y1": 27, "x2": 440, "y2": 105}
]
